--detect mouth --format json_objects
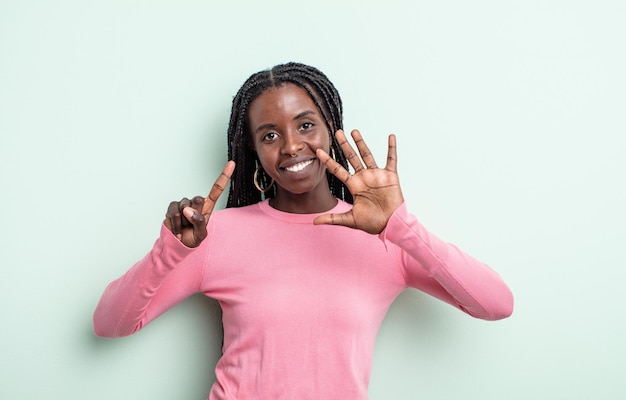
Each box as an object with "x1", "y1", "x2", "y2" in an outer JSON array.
[{"x1": 284, "y1": 159, "x2": 314, "y2": 172}]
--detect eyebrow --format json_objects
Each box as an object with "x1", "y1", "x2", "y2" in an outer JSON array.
[
  {"x1": 254, "y1": 123, "x2": 277, "y2": 134},
  {"x1": 253, "y1": 110, "x2": 318, "y2": 134},
  {"x1": 294, "y1": 110, "x2": 316, "y2": 120}
]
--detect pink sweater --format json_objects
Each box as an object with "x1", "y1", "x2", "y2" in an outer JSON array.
[{"x1": 94, "y1": 200, "x2": 513, "y2": 399}]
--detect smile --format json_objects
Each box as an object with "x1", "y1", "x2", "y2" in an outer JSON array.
[{"x1": 285, "y1": 159, "x2": 314, "y2": 172}]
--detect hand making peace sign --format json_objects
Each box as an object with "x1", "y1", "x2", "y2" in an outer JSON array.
[
  {"x1": 164, "y1": 160, "x2": 235, "y2": 248},
  {"x1": 314, "y1": 129, "x2": 404, "y2": 234}
]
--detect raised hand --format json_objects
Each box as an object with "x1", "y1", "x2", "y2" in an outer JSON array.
[
  {"x1": 164, "y1": 161, "x2": 235, "y2": 247},
  {"x1": 314, "y1": 130, "x2": 404, "y2": 234}
]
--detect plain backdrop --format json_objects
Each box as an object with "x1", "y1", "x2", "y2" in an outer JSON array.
[{"x1": 1, "y1": 0, "x2": 625, "y2": 399}]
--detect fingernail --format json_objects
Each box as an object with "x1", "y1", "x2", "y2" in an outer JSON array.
[{"x1": 183, "y1": 207, "x2": 195, "y2": 219}]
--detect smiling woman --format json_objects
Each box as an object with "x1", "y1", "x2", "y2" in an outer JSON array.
[
  {"x1": 225, "y1": 63, "x2": 353, "y2": 211},
  {"x1": 93, "y1": 62, "x2": 514, "y2": 400},
  {"x1": 248, "y1": 84, "x2": 337, "y2": 213}
]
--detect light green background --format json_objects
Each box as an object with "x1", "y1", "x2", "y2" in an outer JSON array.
[{"x1": 1, "y1": 1, "x2": 625, "y2": 399}]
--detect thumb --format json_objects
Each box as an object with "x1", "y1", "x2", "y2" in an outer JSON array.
[
  {"x1": 183, "y1": 206, "x2": 208, "y2": 244},
  {"x1": 313, "y1": 211, "x2": 357, "y2": 229}
]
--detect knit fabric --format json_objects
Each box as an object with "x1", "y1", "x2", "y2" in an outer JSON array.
[{"x1": 94, "y1": 200, "x2": 513, "y2": 399}]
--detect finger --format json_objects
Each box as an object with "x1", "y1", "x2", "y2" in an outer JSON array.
[
  {"x1": 179, "y1": 197, "x2": 192, "y2": 227},
  {"x1": 184, "y1": 196, "x2": 205, "y2": 224},
  {"x1": 386, "y1": 134, "x2": 398, "y2": 172},
  {"x1": 166, "y1": 201, "x2": 183, "y2": 238},
  {"x1": 313, "y1": 211, "x2": 357, "y2": 229},
  {"x1": 191, "y1": 196, "x2": 204, "y2": 214},
  {"x1": 183, "y1": 196, "x2": 207, "y2": 239},
  {"x1": 183, "y1": 206, "x2": 207, "y2": 243},
  {"x1": 316, "y1": 148, "x2": 352, "y2": 186},
  {"x1": 351, "y1": 129, "x2": 378, "y2": 169},
  {"x1": 202, "y1": 160, "x2": 236, "y2": 216},
  {"x1": 335, "y1": 129, "x2": 364, "y2": 173}
]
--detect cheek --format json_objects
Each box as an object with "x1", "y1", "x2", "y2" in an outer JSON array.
[
  {"x1": 255, "y1": 150, "x2": 278, "y2": 175},
  {"x1": 251, "y1": 140, "x2": 269, "y2": 163},
  {"x1": 256, "y1": 153, "x2": 271, "y2": 169},
  {"x1": 317, "y1": 131, "x2": 331, "y2": 152}
]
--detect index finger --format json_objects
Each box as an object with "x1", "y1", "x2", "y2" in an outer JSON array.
[
  {"x1": 316, "y1": 148, "x2": 352, "y2": 185},
  {"x1": 202, "y1": 160, "x2": 235, "y2": 216}
]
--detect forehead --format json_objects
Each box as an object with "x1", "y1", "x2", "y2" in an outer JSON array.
[{"x1": 248, "y1": 83, "x2": 319, "y2": 123}]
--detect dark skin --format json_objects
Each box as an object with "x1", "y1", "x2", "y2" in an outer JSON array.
[
  {"x1": 314, "y1": 129, "x2": 403, "y2": 234},
  {"x1": 164, "y1": 85, "x2": 404, "y2": 247},
  {"x1": 164, "y1": 160, "x2": 235, "y2": 247},
  {"x1": 247, "y1": 84, "x2": 337, "y2": 214}
]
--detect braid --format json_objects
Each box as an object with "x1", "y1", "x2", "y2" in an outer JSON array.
[{"x1": 226, "y1": 62, "x2": 353, "y2": 208}]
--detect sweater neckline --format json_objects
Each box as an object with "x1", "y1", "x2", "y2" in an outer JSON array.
[{"x1": 257, "y1": 198, "x2": 351, "y2": 224}]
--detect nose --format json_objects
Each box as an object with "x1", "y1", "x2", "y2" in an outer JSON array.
[{"x1": 281, "y1": 129, "x2": 304, "y2": 156}]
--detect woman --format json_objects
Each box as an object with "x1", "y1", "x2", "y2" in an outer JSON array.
[{"x1": 94, "y1": 62, "x2": 513, "y2": 399}]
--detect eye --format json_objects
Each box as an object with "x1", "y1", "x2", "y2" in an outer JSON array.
[
  {"x1": 262, "y1": 131, "x2": 279, "y2": 142},
  {"x1": 299, "y1": 122, "x2": 315, "y2": 132}
]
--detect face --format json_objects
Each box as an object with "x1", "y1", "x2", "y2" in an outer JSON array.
[{"x1": 248, "y1": 84, "x2": 331, "y2": 199}]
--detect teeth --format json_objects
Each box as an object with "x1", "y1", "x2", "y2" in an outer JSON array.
[{"x1": 285, "y1": 160, "x2": 313, "y2": 172}]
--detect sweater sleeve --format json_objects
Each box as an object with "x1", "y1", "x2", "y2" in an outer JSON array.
[
  {"x1": 381, "y1": 203, "x2": 514, "y2": 320},
  {"x1": 93, "y1": 224, "x2": 206, "y2": 337}
]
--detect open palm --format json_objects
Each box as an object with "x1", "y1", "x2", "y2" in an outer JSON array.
[{"x1": 314, "y1": 129, "x2": 404, "y2": 234}]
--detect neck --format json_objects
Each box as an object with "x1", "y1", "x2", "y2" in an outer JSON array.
[{"x1": 270, "y1": 188, "x2": 338, "y2": 214}]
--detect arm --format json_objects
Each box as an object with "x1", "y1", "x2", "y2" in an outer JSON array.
[
  {"x1": 93, "y1": 161, "x2": 235, "y2": 337},
  {"x1": 315, "y1": 130, "x2": 512, "y2": 320},
  {"x1": 93, "y1": 227, "x2": 199, "y2": 337},
  {"x1": 383, "y1": 203, "x2": 513, "y2": 320}
]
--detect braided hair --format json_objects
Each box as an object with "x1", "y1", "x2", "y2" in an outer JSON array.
[{"x1": 225, "y1": 62, "x2": 353, "y2": 208}]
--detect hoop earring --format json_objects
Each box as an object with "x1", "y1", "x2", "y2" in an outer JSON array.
[{"x1": 253, "y1": 166, "x2": 275, "y2": 193}]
